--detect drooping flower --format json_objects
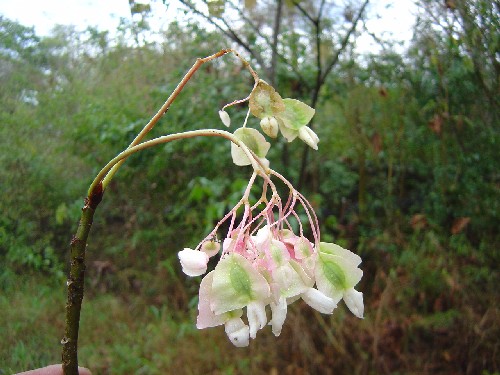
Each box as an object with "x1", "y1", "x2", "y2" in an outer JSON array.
[
  {"x1": 178, "y1": 248, "x2": 209, "y2": 277},
  {"x1": 315, "y1": 242, "x2": 364, "y2": 318}
]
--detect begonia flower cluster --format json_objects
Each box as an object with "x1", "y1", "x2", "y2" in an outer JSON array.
[{"x1": 178, "y1": 181, "x2": 364, "y2": 347}]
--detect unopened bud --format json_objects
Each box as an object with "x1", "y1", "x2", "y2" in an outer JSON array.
[
  {"x1": 178, "y1": 248, "x2": 209, "y2": 277},
  {"x1": 260, "y1": 116, "x2": 279, "y2": 138},
  {"x1": 201, "y1": 240, "x2": 220, "y2": 257},
  {"x1": 298, "y1": 126, "x2": 319, "y2": 150},
  {"x1": 219, "y1": 110, "x2": 231, "y2": 127}
]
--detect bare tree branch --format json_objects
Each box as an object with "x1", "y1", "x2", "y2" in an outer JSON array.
[
  {"x1": 293, "y1": 1, "x2": 316, "y2": 24},
  {"x1": 178, "y1": 0, "x2": 268, "y2": 70},
  {"x1": 269, "y1": 0, "x2": 283, "y2": 85},
  {"x1": 320, "y1": 0, "x2": 370, "y2": 85},
  {"x1": 219, "y1": 1, "x2": 309, "y2": 87}
]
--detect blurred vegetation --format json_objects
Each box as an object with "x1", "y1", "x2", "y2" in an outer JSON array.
[{"x1": 0, "y1": 0, "x2": 499, "y2": 374}]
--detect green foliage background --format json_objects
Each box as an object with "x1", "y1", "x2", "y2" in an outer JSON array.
[{"x1": 0, "y1": 1, "x2": 498, "y2": 373}]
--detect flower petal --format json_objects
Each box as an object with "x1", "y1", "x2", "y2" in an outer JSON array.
[
  {"x1": 319, "y1": 242, "x2": 362, "y2": 267},
  {"x1": 273, "y1": 262, "x2": 310, "y2": 298},
  {"x1": 201, "y1": 241, "x2": 220, "y2": 257},
  {"x1": 225, "y1": 317, "x2": 250, "y2": 347},
  {"x1": 343, "y1": 287, "x2": 364, "y2": 319},
  {"x1": 298, "y1": 126, "x2": 319, "y2": 150},
  {"x1": 196, "y1": 271, "x2": 230, "y2": 329},
  {"x1": 247, "y1": 301, "x2": 267, "y2": 339},
  {"x1": 211, "y1": 253, "x2": 270, "y2": 315},
  {"x1": 270, "y1": 295, "x2": 287, "y2": 336},
  {"x1": 301, "y1": 287, "x2": 337, "y2": 314}
]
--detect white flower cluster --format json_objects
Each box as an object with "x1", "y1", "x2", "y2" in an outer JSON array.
[{"x1": 178, "y1": 226, "x2": 363, "y2": 347}]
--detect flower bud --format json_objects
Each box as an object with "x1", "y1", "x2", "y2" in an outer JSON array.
[
  {"x1": 260, "y1": 116, "x2": 279, "y2": 138},
  {"x1": 219, "y1": 110, "x2": 231, "y2": 127},
  {"x1": 298, "y1": 126, "x2": 319, "y2": 150},
  {"x1": 178, "y1": 248, "x2": 209, "y2": 277},
  {"x1": 201, "y1": 240, "x2": 220, "y2": 257}
]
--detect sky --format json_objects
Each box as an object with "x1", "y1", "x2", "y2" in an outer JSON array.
[{"x1": 0, "y1": 0, "x2": 417, "y2": 52}]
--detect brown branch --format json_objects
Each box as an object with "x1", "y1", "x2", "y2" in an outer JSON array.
[{"x1": 269, "y1": 0, "x2": 283, "y2": 85}]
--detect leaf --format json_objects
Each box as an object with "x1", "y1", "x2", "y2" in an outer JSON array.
[
  {"x1": 278, "y1": 99, "x2": 315, "y2": 130},
  {"x1": 231, "y1": 127, "x2": 270, "y2": 166},
  {"x1": 249, "y1": 80, "x2": 285, "y2": 119}
]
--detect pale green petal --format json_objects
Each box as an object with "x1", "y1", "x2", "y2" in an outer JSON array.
[
  {"x1": 277, "y1": 98, "x2": 315, "y2": 130},
  {"x1": 231, "y1": 127, "x2": 271, "y2": 166},
  {"x1": 211, "y1": 253, "x2": 270, "y2": 315},
  {"x1": 315, "y1": 251, "x2": 362, "y2": 301},
  {"x1": 319, "y1": 242, "x2": 362, "y2": 266},
  {"x1": 278, "y1": 120, "x2": 298, "y2": 142}
]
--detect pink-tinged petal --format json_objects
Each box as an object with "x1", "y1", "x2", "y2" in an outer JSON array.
[
  {"x1": 253, "y1": 225, "x2": 271, "y2": 248},
  {"x1": 294, "y1": 236, "x2": 314, "y2": 259},
  {"x1": 225, "y1": 318, "x2": 250, "y2": 347},
  {"x1": 343, "y1": 288, "x2": 364, "y2": 319},
  {"x1": 270, "y1": 296, "x2": 287, "y2": 336},
  {"x1": 196, "y1": 271, "x2": 228, "y2": 329},
  {"x1": 247, "y1": 301, "x2": 267, "y2": 339},
  {"x1": 266, "y1": 239, "x2": 290, "y2": 269},
  {"x1": 178, "y1": 248, "x2": 209, "y2": 277},
  {"x1": 301, "y1": 288, "x2": 337, "y2": 314}
]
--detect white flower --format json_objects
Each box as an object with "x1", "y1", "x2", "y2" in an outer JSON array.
[
  {"x1": 178, "y1": 248, "x2": 209, "y2": 277},
  {"x1": 225, "y1": 317, "x2": 250, "y2": 347},
  {"x1": 315, "y1": 242, "x2": 364, "y2": 318}
]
